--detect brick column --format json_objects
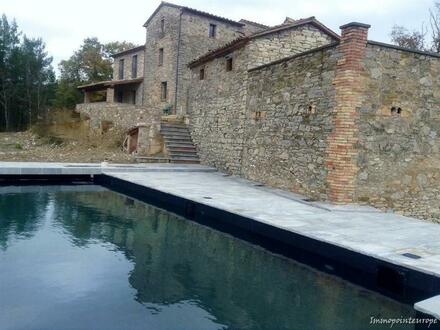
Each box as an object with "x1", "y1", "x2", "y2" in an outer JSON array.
[{"x1": 326, "y1": 22, "x2": 370, "y2": 204}]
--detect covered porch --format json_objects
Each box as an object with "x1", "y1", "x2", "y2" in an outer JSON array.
[{"x1": 78, "y1": 77, "x2": 144, "y2": 106}]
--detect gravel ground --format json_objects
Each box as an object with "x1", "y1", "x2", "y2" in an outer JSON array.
[{"x1": 0, "y1": 131, "x2": 135, "y2": 163}]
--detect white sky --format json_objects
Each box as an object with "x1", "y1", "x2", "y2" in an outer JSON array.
[{"x1": 1, "y1": 0, "x2": 434, "y2": 72}]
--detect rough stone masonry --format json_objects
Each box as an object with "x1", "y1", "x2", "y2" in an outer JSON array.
[
  {"x1": 76, "y1": 2, "x2": 440, "y2": 221},
  {"x1": 188, "y1": 21, "x2": 440, "y2": 222}
]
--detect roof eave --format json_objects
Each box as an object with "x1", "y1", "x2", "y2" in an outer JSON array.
[
  {"x1": 111, "y1": 46, "x2": 145, "y2": 58},
  {"x1": 143, "y1": 2, "x2": 182, "y2": 27},
  {"x1": 78, "y1": 77, "x2": 144, "y2": 91},
  {"x1": 143, "y1": 1, "x2": 244, "y2": 28},
  {"x1": 188, "y1": 38, "x2": 249, "y2": 68}
]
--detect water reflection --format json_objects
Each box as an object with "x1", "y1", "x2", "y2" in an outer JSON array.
[
  {"x1": 0, "y1": 188, "x2": 415, "y2": 330},
  {"x1": 0, "y1": 191, "x2": 50, "y2": 250}
]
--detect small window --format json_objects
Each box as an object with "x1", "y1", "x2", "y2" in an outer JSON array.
[
  {"x1": 132, "y1": 55, "x2": 138, "y2": 78},
  {"x1": 159, "y1": 48, "x2": 164, "y2": 66},
  {"x1": 117, "y1": 90, "x2": 123, "y2": 103},
  {"x1": 209, "y1": 24, "x2": 217, "y2": 38},
  {"x1": 161, "y1": 82, "x2": 167, "y2": 101},
  {"x1": 226, "y1": 58, "x2": 233, "y2": 72},
  {"x1": 118, "y1": 59, "x2": 124, "y2": 79},
  {"x1": 199, "y1": 68, "x2": 205, "y2": 80},
  {"x1": 160, "y1": 19, "x2": 165, "y2": 36}
]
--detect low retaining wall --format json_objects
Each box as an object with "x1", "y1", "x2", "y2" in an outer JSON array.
[
  {"x1": 76, "y1": 102, "x2": 159, "y2": 130},
  {"x1": 76, "y1": 102, "x2": 162, "y2": 156}
]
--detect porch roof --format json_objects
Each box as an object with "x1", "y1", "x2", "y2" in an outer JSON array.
[{"x1": 77, "y1": 77, "x2": 144, "y2": 92}]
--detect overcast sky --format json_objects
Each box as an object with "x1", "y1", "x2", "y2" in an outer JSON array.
[{"x1": 1, "y1": 0, "x2": 434, "y2": 72}]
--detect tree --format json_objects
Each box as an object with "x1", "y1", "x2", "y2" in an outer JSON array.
[
  {"x1": 20, "y1": 37, "x2": 56, "y2": 128},
  {"x1": 390, "y1": 25, "x2": 427, "y2": 51},
  {"x1": 0, "y1": 14, "x2": 20, "y2": 130},
  {"x1": 390, "y1": 1, "x2": 440, "y2": 53},
  {"x1": 430, "y1": 2, "x2": 440, "y2": 53},
  {"x1": 0, "y1": 14, "x2": 55, "y2": 131},
  {"x1": 54, "y1": 39, "x2": 137, "y2": 109}
]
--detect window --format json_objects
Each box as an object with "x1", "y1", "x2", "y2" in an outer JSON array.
[
  {"x1": 161, "y1": 82, "x2": 167, "y2": 101},
  {"x1": 199, "y1": 68, "x2": 205, "y2": 80},
  {"x1": 118, "y1": 59, "x2": 125, "y2": 79},
  {"x1": 160, "y1": 18, "x2": 165, "y2": 36},
  {"x1": 209, "y1": 24, "x2": 217, "y2": 38},
  {"x1": 226, "y1": 57, "x2": 233, "y2": 72},
  {"x1": 159, "y1": 48, "x2": 164, "y2": 66},
  {"x1": 117, "y1": 90, "x2": 123, "y2": 103},
  {"x1": 132, "y1": 55, "x2": 138, "y2": 78}
]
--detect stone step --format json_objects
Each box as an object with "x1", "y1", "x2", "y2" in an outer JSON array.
[
  {"x1": 168, "y1": 146, "x2": 197, "y2": 151},
  {"x1": 165, "y1": 140, "x2": 195, "y2": 145},
  {"x1": 169, "y1": 152, "x2": 199, "y2": 158},
  {"x1": 161, "y1": 132, "x2": 192, "y2": 138},
  {"x1": 161, "y1": 124, "x2": 187, "y2": 129},
  {"x1": 160, "y1": 121, "x2": 199, "y2": 164},
  {"x1": 167, "y1": 146, "x2": 197, "y2": 152},
  {"x1": 161, "y1": 128, "x2": 190, "y2": 133},
  {"x1": 135, "y1": 156, "x2": 171, "y2": 163},
  {"x1": 163, "y1": 136, "x2": 193, "y2": 142},
  {"x1": 170, "y1": 158, "x2": 200, "y2": 164},
  {"x1": 166, "y1": 141, "x2": 196, "y2": 147},
  {"x1": 161, "y1": 126, "x2": 189, "y2": 132}
]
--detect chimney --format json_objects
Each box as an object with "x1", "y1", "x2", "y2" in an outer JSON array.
[
  {"x1": 339, "y1": 22, "x2": 371, "y2": 68},
  {"x1": 325, "y1": 22, "x2": 370, "y2": 204}
]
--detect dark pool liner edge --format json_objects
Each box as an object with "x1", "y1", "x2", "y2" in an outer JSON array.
[{"x1": 0, "y1": 174, "x2": 94, "y2": 185}]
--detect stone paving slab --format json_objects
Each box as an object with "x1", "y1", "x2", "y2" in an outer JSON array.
[
  {"x1": 415, "y1": 295, "x2": 440, "y2": 320},
  {"x1": 105, "y1": 170, "x2": 440, "y2": 279},
  {"x1": 0, "y1": 162, "x2": 216, "y2": 175}
]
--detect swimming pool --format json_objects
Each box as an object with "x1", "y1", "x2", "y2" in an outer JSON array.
[{"x1": 0, "y1": 186, "x2": 415, "y2": 329}]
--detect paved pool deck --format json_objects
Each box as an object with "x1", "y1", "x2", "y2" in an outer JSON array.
[{"x1": 1, "y1": 161, "x2": 440, "y2": 318}]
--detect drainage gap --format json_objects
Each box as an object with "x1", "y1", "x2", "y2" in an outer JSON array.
[{"x1": 401, "y1": 253, "x2": 421, "y2": 260}]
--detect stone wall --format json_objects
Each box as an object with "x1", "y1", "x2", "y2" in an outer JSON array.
[
  {"x1": 188, "y1": 23, "x2": 337, "y2": 176},
  {"x1": 243, "y1": 46, "x2": 338, "y2": 199},
  {"x1": 76, "y1": 102, "x2": 159, "y2": 130},
  {"x1": 112, "y1": 48, "x2": 145, "y2": 81},
  {"x1": 76, "y1": 102, "x2": 162, "y2": 155},
  {"x1": 188, "y1": 46, "x2": 249, "y2": 174},
  {"x1": 176, "y1": 12, "x2": 244, "y2": 114},
  {"x1": 143, "y1": 4, "x2": 245, "y2": 118},
  {"x1": 246, "y1": 25, "x2": 335, "y2": 68},
  {"x1": 357, "y1": 44, "x2": 440, "y2": 221},
  {"x1": 144, "y1": 5, "x2": 181, "y2": 117}
]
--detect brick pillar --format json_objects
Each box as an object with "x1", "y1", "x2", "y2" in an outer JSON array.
[
  {"x1": 106, "y1": 87, "x2": 115, "y2": 103},
  {"x1": 326, "y1": 22, "x2": 370, "y2": 204}
]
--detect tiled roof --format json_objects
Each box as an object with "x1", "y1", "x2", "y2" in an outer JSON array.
[
  {"x1": 143, "y1": 2, "x2": 245, "y2": 27},
  {"x1": 188, "y1": 17, "x2": 340, "y2": 68}
]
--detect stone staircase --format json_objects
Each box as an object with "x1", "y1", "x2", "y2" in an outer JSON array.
[{"x1": 161, "y1": 122, "x2": 200, "y2": 164}]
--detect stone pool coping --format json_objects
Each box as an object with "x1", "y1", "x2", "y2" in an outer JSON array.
[{"x1": 1, "y1": 161, "x2": 439, "y2": 320}]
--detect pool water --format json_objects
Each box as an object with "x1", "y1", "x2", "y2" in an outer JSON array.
[{"x1": 0, "y1": 187, "x2": 415, "y2": 330}]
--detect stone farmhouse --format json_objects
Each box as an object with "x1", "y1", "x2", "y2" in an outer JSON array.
[{"x1": 77, "y1": 2, "x2": 440, "y2": 221}]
